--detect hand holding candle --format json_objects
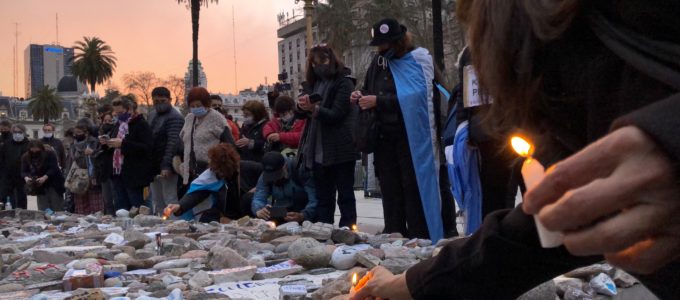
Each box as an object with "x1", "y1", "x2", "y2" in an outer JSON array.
[{"x1": 511, "y1": 136, "x2": 564, "y2": 248}]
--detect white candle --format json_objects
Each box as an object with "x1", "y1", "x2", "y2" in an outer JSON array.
[{"x1": 511, "y1": 136, "x2": 564, "y2": 248}]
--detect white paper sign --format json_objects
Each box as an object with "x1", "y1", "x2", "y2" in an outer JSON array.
[{"x1": 463, "y1": 65, "x2": 492, "y2": 108}]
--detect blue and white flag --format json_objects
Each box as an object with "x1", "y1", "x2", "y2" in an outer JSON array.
[
  {"x1": 389, "y1": 47, "x2": 444, "y2": 242},
  {"x1": 181, "y1": 169, "x2": 226, "y2": 221},
  {"x1": 450, "y1": 121, "x2": 482, "y2": 235}
]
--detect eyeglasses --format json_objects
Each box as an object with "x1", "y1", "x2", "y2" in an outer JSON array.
[{"x1": 312, "y1": 43, "x2": 328, "y2": 49}]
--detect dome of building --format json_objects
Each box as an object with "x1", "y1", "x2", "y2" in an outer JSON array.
[{"x1": 57, "y1": 76, "x2": 79, "y2": 92}]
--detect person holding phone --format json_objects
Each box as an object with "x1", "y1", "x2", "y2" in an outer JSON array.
[{"x1": 248, "y1": 152, "x2": 317, "y2": 223}]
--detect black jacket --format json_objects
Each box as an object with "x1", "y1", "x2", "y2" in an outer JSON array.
[
  {"x1": 0, "y1": 138, "x2": 29, "y2": 186},
  {"x1": 21, "y1": 150, "x2": 65, "y2": 195},
  {"x1": 148, "y1": 108, "x2": 185, "y2": 175},
  {"x1": 102, "y1": 115, "x2": 154, "y2": 188},
  {"x1": 239, "y1": 119, "x2": 267, "y2": 162},
  {"x1": 361, "y1": 53, "x2": 407, "y2": 140},
  {"x1": 405, "y1": 2, "x2": 680, "y2": 299},
  {"x1": 299, "y1": 68, "x2": 359, "y2": 167}
]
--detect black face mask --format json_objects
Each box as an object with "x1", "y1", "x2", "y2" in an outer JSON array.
[
  {"x1": 75, "y1": 135, "x2": 86, "y2": 142},
  {"x1": 101, "y1": 124, "x2": 114, "y2": 134},
  {"x1": 0, "y1": 131, "x2": 9, "y2": 139},
  {"x1": 155, "y1": 102, "x2": 172, "y2": 114},
  {"x1": 30, "y1": 151, "x2": 42, "y2": 157},
  {"x1": 313, "y1": 64, "x2": 331, "y2": 78}
]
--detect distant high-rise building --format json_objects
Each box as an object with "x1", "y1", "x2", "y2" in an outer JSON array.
[
  {"x1": 276, "y1": 10, "x2": 319, "y2": 95},
  {"x1": 24, "y1": 44, "x2": 75, "y2": 98},
  {"x1": 184, "y1": 60, "x2": 208, "y2": 98}
]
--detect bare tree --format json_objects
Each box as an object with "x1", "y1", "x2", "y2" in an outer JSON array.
[
  {"x1": 122, "y1": 72, "x2": 160, "y2": 106},
  {"x1": 164, "y1": 75, "x2": 186, "y2": 106}
]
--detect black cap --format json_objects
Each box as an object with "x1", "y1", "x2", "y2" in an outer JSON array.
[
  {"x1": 261, "y1": 152, "x2": 286, "y2": 184},
  {"x1": 370, "y1": 18, "x2": 407, "y2": 46}
]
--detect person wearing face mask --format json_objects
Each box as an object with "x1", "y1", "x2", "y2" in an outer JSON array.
[
  {"x1": 0, "y1": 124, "x2": 30, "y2": 209},
  {"x1": 179, "y1": 87, "x2": 230, "y2": 187},
  {"x1": 351, "y1": 19, "x2": 444, "y2": 241},
  {"x1": 101, "y1": 96, "x2": 153, "y2": 210},
  {"x1": 67, "y1": 124, "x2": 103, "y2": 214},
  {"x1": 210, "y1": 94, "x2": 239, "y2": 144},
  {"x1": 147, "y1": 87, "x2": 185, "y2": 215},
  {"x1": 40, "y1": 123, "x2": 66, "y2": 169},
  {"x1": 297, "y1": 44, "x2": 359, "y2": 228},
  {"x1": 94, "y1": 113, "x2": 117, "y2": 215},
  {"x1": 22, "y1": 140, "x2": 65, "y2": 212},
  {"x1": 0, "y1": 120, "x2": 13, "y2": 147},
  {"x1": 236, "y1": 100, "x2": 269, "y2": 162},
  {"x1": 263, "y1": 96, "x2": 306, "y2": 153},
  {"x1": 248, "y1": 152, "x2": 317, "y2": 223}
]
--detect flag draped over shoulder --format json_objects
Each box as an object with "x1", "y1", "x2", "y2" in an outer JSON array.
[
  {"x1": 180, "y1": 169, "x2": 225, "y2": 221},
  {"x1": 389, "y1": 47, "x2": 444, "y2": 242}
]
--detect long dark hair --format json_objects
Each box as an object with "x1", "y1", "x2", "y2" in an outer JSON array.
[
  {"x1": 21, "y1": 140, "x2": 48, "y2": 170},
  {"x1": 460, "y1": 0, "x2": 582, "y2": 131},
  {"x1": 305, "y1": 45, "x2": 345, "y2": 86}
]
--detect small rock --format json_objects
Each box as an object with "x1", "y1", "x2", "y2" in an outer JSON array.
[
  {"x1": 288, "y1": 238, "x2": 331, "y2": 269},
  {"x1": 181, "y1": 250, "x2": 209, "y2": 260},
  {"x1": 208, "y1": 266, "x2": 257, "y2": 283},
  {"x1": 208, "y1": 246, "x2": 249, "y2": 270},
  {"x1": 73, "y1": 258, "x2": 101, "y2": 269},
  {"x1": 134, "y1": 215, "x2": 163, "y2": 227},
  {"x1": 32, "y1": 249, "x2": 71, "y2": 264},
  {"x1": 329, "y1": 245, "x2": 371, "y2": 270},
  {"x1": 0, "y1": 283, "x2": 24, "y2": 293},
  {"x1": 139, "y1": 205, "x2": 151, "y2": 215},
  {"x1": 564, "y1": 264, "x2": 615, "y2": 279},
  {"x1": 162, "y1": 274, "x2": 184, "y2": 287},
  {"x1": 276, "y1": 221, "x2": 302, "y2": 234},
  {"x1": 116, "y1": 209, "x2": 130, "y2": 218},
  {"x1": 355, "y1": 251, "x2": 381, "y2": 269},
  {"x1": 247, "y1": 255, "x2": 266, "y2": 268},
  {"x1": 301, "y1": 222, "x2": 334, "y2": 241},
  {"x1": 331, "y1": 229, "x2": 357, "y2": 245},
  {"x1": 253, "y1": 260, "x2": 304, "y2": 279},
  {"x1": 589, "y1": 273, "x2": 617, "y2": 296},
  {"x1": 189, "y1": 270, "x2": 213, "y2": 290},
  {"x1": 153, "y1": 258, "x2": 193, "y2": 270},
  {"x1": 135, "y1": 249, "x2": 157, "y2": 259},
  {"x1": 104, "y1": 277, "x2": 123, "y2": 287},
  {"x1": 613, "y1": 269, "x2": 638, "y2": 288},
  {"x1": 114, "y1": 252, "x2": 131, "y2": 262},
  {"x1": 381, "y1": 257, "x2": 418, "y2": 274}
]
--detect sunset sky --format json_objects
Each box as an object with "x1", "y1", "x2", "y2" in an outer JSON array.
[{"x1": 0, "y1": 0, "x2": 298, "y2": 98}]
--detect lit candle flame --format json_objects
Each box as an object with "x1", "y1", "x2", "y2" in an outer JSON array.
[
  {"x1": 351, "y1": 273, "x2": 358, "y2": 286},
  {"x1": 511, "y1": 136, "x2": 533, "y2": 158},
  {"x1": 161, "y1": 216, "x2": 168, "y2": 221},
  {"x1": 351, "y1": 224, "x2": 357, "y2": 232}
]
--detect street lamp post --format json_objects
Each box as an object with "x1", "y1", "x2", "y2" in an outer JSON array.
[{"x1": 296, "y1": 0, "x2": 317, "y2": 52}]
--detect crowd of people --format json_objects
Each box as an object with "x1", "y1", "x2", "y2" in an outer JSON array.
[{"x1": 1, "y1": 1, "x2": 679, "y2": 297}]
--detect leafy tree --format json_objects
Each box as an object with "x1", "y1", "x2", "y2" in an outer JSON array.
[
  {"x1": 28, "y1": 86, "x2": 63, "y2": 124},
  {"x1": 72, "y1": 36, "x2": 117, "y2": 93},
  {"x1": 123, "y1": 72, "x2": 160, "y2": 107}
]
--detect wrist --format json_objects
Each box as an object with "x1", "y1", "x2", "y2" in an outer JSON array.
[{"x1": 391, "y1": 273, "x2": 410, "y2": 298}]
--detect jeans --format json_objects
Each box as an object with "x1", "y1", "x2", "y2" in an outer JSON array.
[
  {"x1": 112, "y1": 175, "x2": 147, "y2": 210},
  {"x1": 150, "y1": 174, "x2": 179, "y2": 215},
  {"x1": 314, "y1": 161, "x2": 357, "y2": 227}
]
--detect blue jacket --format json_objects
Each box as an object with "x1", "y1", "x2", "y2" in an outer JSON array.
[{"x1": 251, "y1": 158, "x2": 317, "y2": 221}]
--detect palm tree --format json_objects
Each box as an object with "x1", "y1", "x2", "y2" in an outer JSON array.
[
  {"x1": 72, "y1": 36, "x2": 117, "y2": 93},
  {"x1": 29, "y1": 86, "x2": 63, "y2": 124},
  {"x1": 176, "y1": 0, "x2": 219, "y2": 87}
]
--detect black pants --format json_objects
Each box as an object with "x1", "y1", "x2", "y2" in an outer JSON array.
[
  {"x1": 314, "y1": 161, "x2": 357, "y2": 227},
  {"x1": 374, "y1": 137, "x2": 430, "y2": 239},
  {"x1": 477, "y1": 140, "x2": 522, "y2": 218},
  {"x1": 439, "y1": 165, "x2": 459, "y2": 238},
  {"x1": 2, "y1": 182, "x2": 27, "y2": 209}
]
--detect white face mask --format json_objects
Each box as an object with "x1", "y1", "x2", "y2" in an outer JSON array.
[
  {"x1": 281, "y1": 113, "x2": 294, "y2": 122},
  {"x1": 244, "y1": 117, "x2": 254, "y2": 125},
  {"x1": 13, "y1": 133, "x2": 24, "y2": 142},
  {"x1": 44, "y1": 132, "x2": 54, "y2": 138}
]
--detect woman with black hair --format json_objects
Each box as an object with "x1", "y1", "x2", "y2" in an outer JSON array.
[
  {"x1": 297, "y1": 44, "x2": 358, "y2": 228},
  {"x1": 21, "y1": 140, "x2": 65, "y2": 211}
]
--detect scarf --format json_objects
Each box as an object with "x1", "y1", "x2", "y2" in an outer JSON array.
[{"x1": 113, "y1": 120, "x2": 129, "y2": 175}]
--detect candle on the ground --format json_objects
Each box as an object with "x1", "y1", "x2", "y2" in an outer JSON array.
[
  {"x1": 351, "y1": 224, "x2": 358, "y2": 232},
  {"x1": 349, "y1": 272, "x2": 358, "y2": 294},
  {"x1": 510, "y1": 136, "x2": 564, "y2": 248}
]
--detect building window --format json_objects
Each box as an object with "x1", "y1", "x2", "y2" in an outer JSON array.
[
  {"x1": 297, "y1": 63, "x2": 301, "y2": 73},
  {"x1": 32, "y1": 130, "x2": 39, "y2": 139},
  {"x1": 19, "y1": 110, "x2": 27, "y2": 120},
  {"x1": 289, "y1": 54, "x2": 293, "y2": 63},
  {"x1": 296, "y1": 38, "x2": 300, "y2": 47},
  {"x1": 282, "y1": 58, "x2": 286, "y2": 66},
  {"x1": 290, "y1": 66, "x2": 293, "y2": 75},
  {"x1": 289, "y1": 42, "x2": 292, "y2": 50},
  {"x1": 297, "y1": 51, "x2": 300, "y2": 60}
]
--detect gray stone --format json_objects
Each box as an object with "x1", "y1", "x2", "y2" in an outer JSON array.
[
  {"x1": 162, "y1": 274, "x2": 184, "y2": 287},
  {"x1": 276, "y1": 221, "x2": 302, "y2": 234},
  {"x1": 247, "y1": 255, "x2": 266, "y2": 268},
  {"x1": 301, "y1": 222, "x2": 334, "y2": 241},
  {"x1": 172, "y1": 236, "x2": 203, "y2": 251},
  {"x1": 381, "y1": 244, "x2": 416, "y2": 259},
  {"x1": 517, "y1": 280, "x2": 557, "y2": 300},
  {"x1": 114, "y1": 252, "x2": 131, "y2": 262},
  {"x1": 129, "y1": 206, "x2": 139, "y2": 217},
  {"x1": 138, "y1": 205, "x2": 151, "y2": 215},
  {"x1": 331, "y1": 229, "x2": 357, "y2": 245},
  {"x1": 207, "y1": 266, "x2": 257, "y2": 283},
  {"x1": 259, "y1": 229, "x2": 289, "y2": 243},
  {"x1": 72, "y1": 258, "x2": 100, "y2": 269},
  {"x1": 288, "y1": 238, "x2": 331, "y2": 269},
  {"x1": 124, "y1": 230, "x2": 151, "y2": 249},
  {"x1": 310, "y1": 277, "x2": 351, "y2": 300},
  {"x1": 253, "y1": 260, "x2": 304, "y2": 279},
  {"x1": 329, "y1": 245, "x2": 370, "y2": 270},
  {"x1": 135, "y1": 249, "x2": 156, "y2": 259},
  {"x1": 104, "y1": 277, "x2": 123, "y2": 287},
  {"x1": 116, "y1": 209, "x2": 130, "y2": 218},
  {"x1": 188, "y1": 270, "x2": 213, "y2": 289},
  {"x1": 167, "y1": 282, "x2": 188, "y2": 292},
  {"x1": 275, "y1": 242, "x2": 292, "y2": 253},
  {"x1": 180, "y1": 250, "x2": 209, "y2": 260},
  {"x1": 162, "y1": 243, "x2": 188, "y2": 257},
  {"x1": 134, "y1": 215, "x2": 163, "y2": 227},
  {"x1": 613, "y1": 269, "x2": 638, "y2": 288},
  {"x1": 103, "y1": 263, "x2": 127, "y2": 273},
  {"x1": 381, "y1": 257, "x2": 418, "y2": 274},
  {"x1": 355, "y1": 251, "x2": 381, "y2": 269},
  {"x1": 207, "y1": 246, "x2": 248, "y2": 270},
  {"x1": 564, "y1": 264, "x2": 616, "y2": 279},
  {"x1": 32, "y1": 249, "x2": 72, "y2": 264},
  {"x1": 153, "y1": 258, "x2": 193, "y2": 270},
  {"x1": 0, "y1": 283, "x2": 24, "y2": 293},
  {"x1": 5, "y1": 264, "x2": 66, "y2": 285}
]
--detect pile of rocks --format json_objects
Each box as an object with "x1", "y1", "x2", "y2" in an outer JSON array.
[{"x1": 0, "y1": 209, "x2": 439, "y2": 300}]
